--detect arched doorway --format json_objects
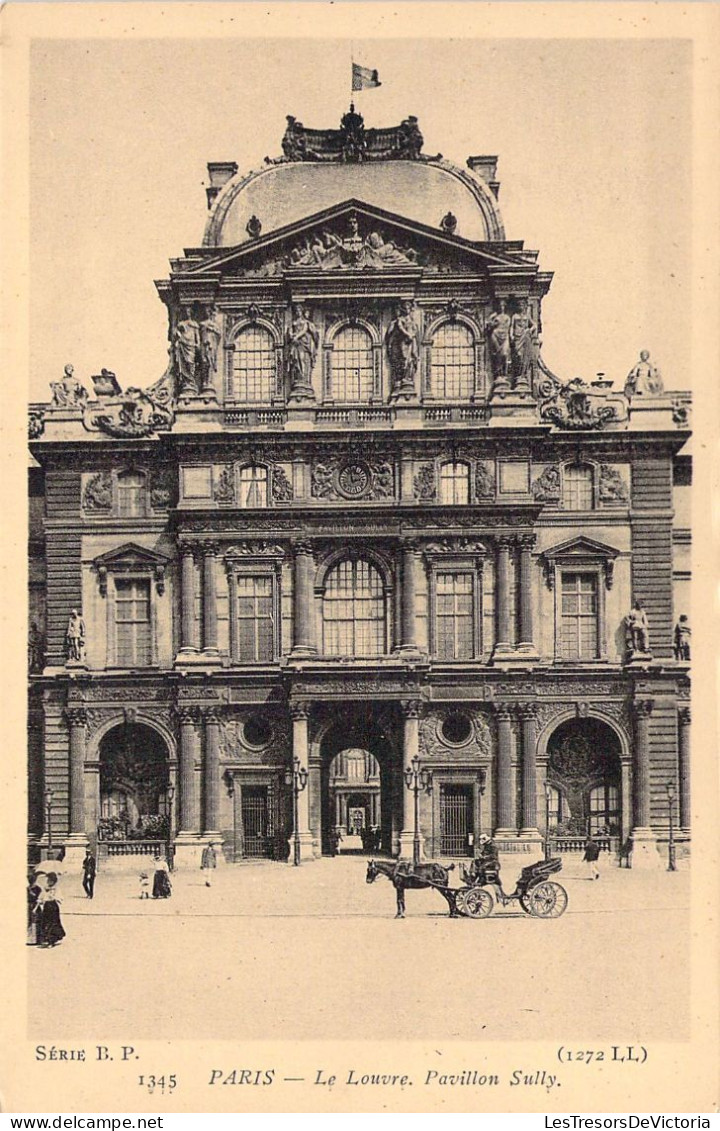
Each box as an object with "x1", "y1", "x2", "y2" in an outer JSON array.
[
  {"x1": 318, "y1": 706, "x2": 399, "y2": 856},
  {"x1": 98, "y1": 723, "x2": 171, "y2": 848},
  {"x1": 546, "y1": 718, "x2": 622, "y2": 838}
]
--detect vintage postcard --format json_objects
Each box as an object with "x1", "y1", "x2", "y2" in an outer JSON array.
[{"x1": 1, "y1": 2, "x2": 718, "y2": 1116}]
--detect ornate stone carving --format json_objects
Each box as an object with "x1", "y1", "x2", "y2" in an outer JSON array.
[
  {"x1": 85, "y1": 686, "x2": 172, "y2": 703},
  {"x1": 423, "y1": 537, "x2": 486, "y2": 555},
  {"x1": 246, "y1": 215, "x2": 262, "y2": 239},
  {"x1": 625, "y1": 601, "x2": 651, "y2": 657},
  {"x1": 172, "y1": 309, "x2": 201, "y2": 395},
  {"x1": 83, "y1": 381, "x2": 174, "y2": 438},
  {"x1": 198, "y1": 310, "x2": 221, "y2": 393},
  {"x1": 509, "y1": 300, "x2": 538, "y2": 388},
  {"x1": 487, "y1": 301, "x2": 511, "y2": 383},
  {"x1": 475, "y1": 461, "x2": 495, "y2": 500},
  {"x1": 65, "y1": 609, "x2": 86, "y2": 663},
  {"x1": 214, "y1": 465, "x2": 235, "y2": 504},
  {"x1": 598, "y1": 464, "x2": 629, "y2": 505},
  {"x1": 50, "y1": 364, "x2": 89, "y2": 408},
  {"x1": 672, "y1": 399, "x2": 690, "y2": 427},
  {"x1": 272, "y1": 466, "x2": 294, "y2": 503},
  {"x1": 274, "y1": 108, "x2": 434, "y2": 164},
  {"x1": 149, "y1": 467, "x2": 176, "y2": 510},
  {"x1": 386, "y1": 302, "x2": 420, "y2": 399},
  {"x1": 624, "y1": 350, "x2": 663, "y2": 397},
  {"x1": 537, "y1": 361, "x2": 628, "y2": 430},
  {"x1": 29, "y1": 412, "x2": 45, "y2": 439},
  {"x1": 674, "y1": 616, "x2": 691, "y2": 661},
  {"x1": 82, "y1": 472, "x2": 112, "y2": 513},
  {"x1": 401, "y1": 699, "x2": 424, "y2": 719},
  {"x1": 284, "y1": 305, "x2": 319, "y2": 400},
  {"x1": 532, "y1": 465, "x2": 561, "y2": 503},
  {"x1": 440, "y1": 211, "x2": 457, "y2": 234},
  {"x1": 632, "y1": 699, "x2": 655, "y2": 720},
  {"x1": 678, "y1": 706, "x2": 691, "y2": 726},
  {"x1": 413, "y1": 463, "x2": 436, "y2": 502},
  {"x1": 65, "y1": 706, "x2": 88, "y2": 728},
  {"x1": 311, "y1": 456, "x2": 395, "y2": 501},
  {"x1": 284, "y1": 213, "x2": 419, "y2": 271},
  {"x1": 420, "y1": 707, "x2": 491, "y2": 758},
  {"x1": 289, "y1": 702, "x2": 310, "y2": 721},
  {"x1": 224, "y1": 540, "x2": 285, "y2": 558}
]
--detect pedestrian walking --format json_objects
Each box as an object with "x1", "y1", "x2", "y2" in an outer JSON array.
[
  {"x1": 82, "y1": 848, "x2": 96, "y2": 899},
  {"x1": 37, "y1": 874, "x2": 66, "y2": 947},
  {"x1": 583, "y1": 834, "x2": 601, "y2": 880},
  {"x1": 151, "y1": 854, "x2": 172, "y2": 899},
  {"x1": 200, "y1": 842, "x2": 217, "y2": 887},
  {"x1": 27, "y1": 872, "x2": 43, "y2": 945}
]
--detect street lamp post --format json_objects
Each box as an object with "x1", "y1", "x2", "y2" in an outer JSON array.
[
  {"x1": 166, "y1": 783, "x2": 176, "y2": 871},
  {"x1": 666, "y1": 781, "x2": 676, "y2": 872},
  {"x1": 285, "y1": 756, "x2": 309, "y2": 867},
  {"x1": 44, "y1": 788, "x2": 54, "y2": 857},
  {"x1": 544, "y1": 781, "x2": 552, "y2": 861},
  {"x1": 403, "y1": 755, "x2": 432, "y2": 869}
]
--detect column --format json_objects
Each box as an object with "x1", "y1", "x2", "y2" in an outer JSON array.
[
  {"x1": 399, "y1": 699, "x2": 422, "y2": 858},
  {"x1": 65, "y1": 707, "x2": 87, "y2": 842},
  {"x1": 397, "y1": 539, "x2": 419, "y2": 652},
  {"x1": 291, "y1": 540, "x2": 317, "y2": 656},
  {"x1": 678, "y1": 706, "x2": 691, "y2": 830},
  {"x1": 492, "y1": 536, "x2": 512, "y2": 657},
  {"x1": 289, "y1": 702, "x2": 313, "y2": 860},
  {"x1": 179, "y1": 543, "x2": 199, "y2": 654},
  {"x1": 494, "y1": 704, "x2": 515, "y2": 835},
  {"x1": 201, "y1": 541, "x2": 220, "y2": 656},
  {"x1": 177, "y1": 707, "x2": 200, "y2": 834},
  {"x1": 203, "y1": 707, "x2": 221, "y2": 835},
  {"x1": 631, "y1": 699, "x2": 660, "y2": 868},
  {"x1": 519, "y1": 704, "x2": 540, "y2": 836},
  {"x1": 517, "y1": 534, "x2": 537, "y2": 655}
]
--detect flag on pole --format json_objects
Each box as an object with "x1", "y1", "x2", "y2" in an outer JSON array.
[{"x1": 352, "y1": 63, "x2": 381, "y2": 91}]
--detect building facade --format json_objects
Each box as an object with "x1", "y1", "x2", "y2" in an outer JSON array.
[{"x1": 28, "y1": 108, "x2": 692, "y2": 870}]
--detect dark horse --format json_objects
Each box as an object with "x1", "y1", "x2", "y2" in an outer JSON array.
[{"x1": 366, "y1": 859, "x2": 455, "y2": 918}]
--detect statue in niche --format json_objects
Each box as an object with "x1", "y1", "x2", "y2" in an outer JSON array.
[
  {"x1": 386, "y1": 301, "x2": 420, "y2": 396},
  {"x1": 199, "y1": 309, "x2": 221, "y2": 393},
  {"x1": 172, "y1": 308, "x2": 202, "y2": 395},
  {"x1": 625, "y1": 600, "x2": 650, "y2": 656},
  {"x1": 50, "y1": 364, "x2": 89, "y2": 408},
  {"x1": 510, "y1": 299, "x2": 538, "y2": 386},
  {"x1": 285, "y1": 305, "x2": 319, "y2": 396},
  {"x1": 624, "y1": 350, "x2": 664, "y2": 397},
  {"x1": 28, "y1": 621, "x2": 44, "y2": 673},
  {"x1": 673, "y1": 615, "x2": 691, "y2": 661},
  {"x1": 486, "y1": 300, "x2": 512, "y2": 381},
  {"x1": 65, "y1": 609, "x2": 86, "y2": 663}
]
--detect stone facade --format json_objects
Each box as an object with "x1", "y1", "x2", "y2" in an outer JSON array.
[{"x1": 28, "y1": 109, "x2": 692, "y2": 870}]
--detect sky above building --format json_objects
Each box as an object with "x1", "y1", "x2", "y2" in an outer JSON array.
[{"x1": 29, "y1": 36, "x2": 692, "y2": 399}]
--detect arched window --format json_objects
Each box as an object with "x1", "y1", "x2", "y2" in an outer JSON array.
[
  {"x1": 323, "y1": 558, "x2": 386, "y2": 656},
  {"x1": 238, "y1": 465, "x2": 268, "y2": 508},
  {"x1": 229, "y1": 325, "x2": 277, "y2": 402},
  {"x1": 116, "y1": 472, "x2": 146, "y2": 517},
  {"x1": 439, "y1": 461, "x2": 470, "y2": 504},
  {"x1": 429, "y1": 322, "x2": 475, "y2": 399},
  {"x1": 330, "y1": 325, "x2": 374, "y2": 403},
  {"x1": 563, "y1": 464, "x2": 594, "y2": 510},
  {"x1": 589, "y1": 784, "x2": 620, "y2": 836}
]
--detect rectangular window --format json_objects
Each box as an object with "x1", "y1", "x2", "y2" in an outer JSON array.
[
  {"x1": 236, "y1": 576, "x2": 274, "y2": 662},
  {"x1": 117, "y1": 474, "x2": 145, "y2": 517},
  {"x1": 560, "y1": 572, "x2": 598, "y2": 659},
  {"x1": 435, "y1": 572, "x2": 474, "y2": 659},
  {"x1": 115, "y1": 578, "x2": 152, "y2": 666}
]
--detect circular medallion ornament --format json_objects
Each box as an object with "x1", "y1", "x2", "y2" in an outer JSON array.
[{"x1": 337, "y1": 461, "x2": 371, "y2": 499}]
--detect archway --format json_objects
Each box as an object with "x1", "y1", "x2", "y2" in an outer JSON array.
[
  {"x1": 98, "y1": 722, "x2": 171, "y2": 844},
  {"x1": 546, "y1": 717, "x2": 622, "y2": 837},
  {"x1": 328, "y1": 748, "x2": 382, "y2": 852}
]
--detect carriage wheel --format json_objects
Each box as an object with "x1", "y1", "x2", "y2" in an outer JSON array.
[
  {"x1": 524, "y1": 881, "x2": 568, "y2": 919},
  {"x1": 458, "y1": 887, "x2": 494, "y2": 919}
]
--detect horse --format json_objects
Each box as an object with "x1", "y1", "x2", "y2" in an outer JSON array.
[{"x1": 366, "y1": 858, "x2": 455, "y2": 918}]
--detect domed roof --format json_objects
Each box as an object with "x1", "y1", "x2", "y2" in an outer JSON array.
[{"x1": 202, "y1": 112, "x2": 504, "y2": 248}]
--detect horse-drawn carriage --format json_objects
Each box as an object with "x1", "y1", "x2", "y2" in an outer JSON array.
[{"x1": 366, "y1": 856, "x2": 568, "y2": 919}]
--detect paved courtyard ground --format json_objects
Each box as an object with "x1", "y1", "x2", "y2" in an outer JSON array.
[{"x1": 28, "y1": 853, "x2": 690, "y2": 1042}]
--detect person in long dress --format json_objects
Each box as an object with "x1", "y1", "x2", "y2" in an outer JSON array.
[
  {"x1": 38, "y1": 874, "x2": 65, "y2": 947},
  {"x1": 27, "y1": 873, "x2": 42, "y2": 945},
  {"x1": 152, "y1": 855, "x2": 172, "y2": 899}
]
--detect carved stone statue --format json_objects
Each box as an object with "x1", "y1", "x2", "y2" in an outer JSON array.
[
  {"x1": 245, "y1": 215, "x2": 262, "y2": 239},
  {"x1": 65, "y1": 609, "x2": 86, "y2": 664},
  {"x1": 28, "y1": 621, "x2": 44, "y2": 673},
  {"x1": 674, "y1": 615, "x2": 691, "y2": 661},
  {"x1": 172, "y1": 310, "x2": 201, "y2": 395},
  {"x1": 199, "y1": 309, "x2": 221, "y2": 394},
  {"x1": 50, "y1": 364, "x2": 89, "y2": 408},
  {"x1": 339, "y1": 104, "x2": 366, "y2": 162},
  {"x1": 285, "y1": 305, "x2": 319, "y2": 400},
  {"x1": 386, "y1": 301, "x2": 420, "y2": 398},
  {"x1": 281, "y1": 116, "x2": 309, "y2": 161},
  {"x1": 486, "y1": 300, "x2": 512, "y2": 383},
  {"x1": 510, "y1": 299, "x2": 538, "y2": 388},
  {"x1": 440, "y1": 211, "x2": 457, "y2": 234},
  {"x1": 624, "y1": 350, "x2": 664, "y2": 397},
  {"x1": 395, "y1": 116, "x2": 424, "y2": 159},
  {"x1": 625, "y1": 600, "x2": 650, "y2": 656}
]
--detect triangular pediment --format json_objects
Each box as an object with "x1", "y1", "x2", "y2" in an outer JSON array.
[
  {"x1": 94, "y1": 543, "x2": 171, "y2": 569},
  {"x1": 542, "y1": 536, "x2": 619, "y2": 562},
  {"x1": 182, "y1": 199, "x2": 535, "y2": 280}
]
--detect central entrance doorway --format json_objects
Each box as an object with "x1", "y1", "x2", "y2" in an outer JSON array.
[{"x1": 329, "y1": 749, "x2": 381, "y2": 852}]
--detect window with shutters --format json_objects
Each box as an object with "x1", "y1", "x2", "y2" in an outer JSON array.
[
  {"x1": 329, "y1": 325, "x2": 374, "y2": 403},
  {"x1": 429, "y1": 322, "x2": 476, "y2": 399},
  {"x1": 238, "y1": 465, "x2": 268, "y2": 508},
  {"x1": 116, "y1": 472, "x2": 146, "y2": 517},
  {"x1": 435, "y1": 572, "x2": 475, "y2": 659},
  {"x1": 114, "y1": 578, "x2": 152, "y2": 666},
  {"x1": 236, "y1": 575, "x2": 275, "y2": 662},
  {"x1": 560, "y1": 572, "x2": 599, "y2": 659},
  {"x1": 322, "y1": 558, "x2": 387, "y2": 656},
  {"x1": 228, "y1": 325, "x2": 277, "y2": 402},
  {"x1": 563, "y1": 464, "x2": 595, "y2": 510},
  {"x1": 439, "y1": 461, "x2": 470, "y2": 505}
]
